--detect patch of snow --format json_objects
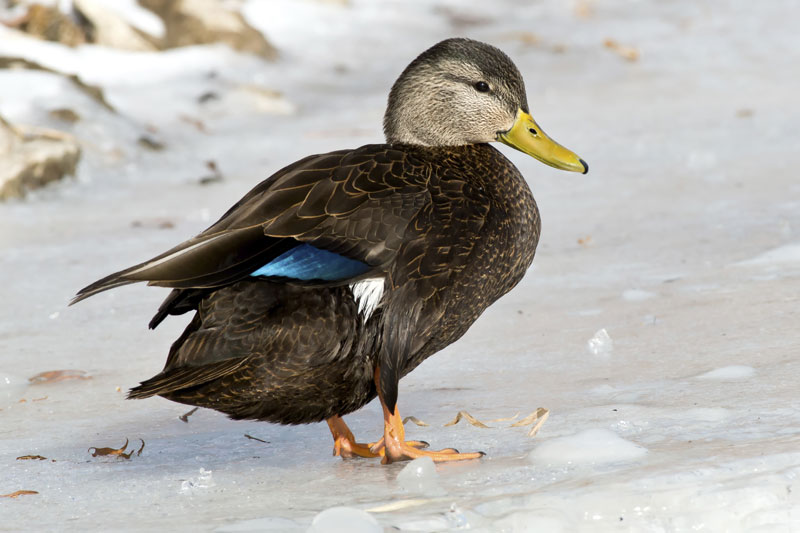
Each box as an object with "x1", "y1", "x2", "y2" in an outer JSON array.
[
  {"x1": 695, "y1": 365, "x2": 756, "y2": 381},
  {"x1": 529, "y1": 428, "x2": 648, "y2": 466},
  {"x1": 735, "y1": 243, "x2": 800, "y2": 266},
  {"x1": 622, "y1": 289, "x2": 656, "y2": 301}
]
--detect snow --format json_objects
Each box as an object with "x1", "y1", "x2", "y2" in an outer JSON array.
[
  {"x1": 2, "y1": 0, "x2": 800, "y2": 530},
  {"x1": 528, "y1": 428, "x2": 647, "y2": 466}
]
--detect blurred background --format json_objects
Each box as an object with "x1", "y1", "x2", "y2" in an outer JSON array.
[{"x1": 1, "y1": 0, "x2": 799, "y2": 531}]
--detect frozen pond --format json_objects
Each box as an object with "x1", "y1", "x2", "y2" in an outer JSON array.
[{"x1": 2, "y1": 0, "x2": 800, "y2": 530}]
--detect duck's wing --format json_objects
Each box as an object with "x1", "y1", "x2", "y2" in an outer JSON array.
[{"x1": 71, "y1": 145, "x2": 431, "y2": 305}]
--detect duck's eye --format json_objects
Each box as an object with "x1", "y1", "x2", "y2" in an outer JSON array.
[{"x1": 474, "y1": 81, "x2": 490, "y2": 93}]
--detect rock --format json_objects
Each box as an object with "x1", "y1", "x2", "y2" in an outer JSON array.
[
  {"x1": 72, "y1": 0, "x2": 159, "y2": 52},
  {"x1": 139, "y1": 0, "x2": 277, "y2": 59},
  {"x1": 0, "y1": 116, "x2": 81, "y2": 201},
  {"x1": 8, "y1": 4, "x2": 87, "y2": 47}
]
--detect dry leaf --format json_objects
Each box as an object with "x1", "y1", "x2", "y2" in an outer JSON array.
[
  {"x1": 444, "y1": 411, "x2": 490, "y2": 428},
  {"x1": 89, "y1": 438, "x2": 145, "y2": 459},
  {"x1": 16, "y1": 455, "x2": 47, "y2": 461},
  {"x1": 527, "y1": 410, "x2": 550, "y2": 437},
  {"x1": 244, "y1": 434, "x2": 268, "y2": 443},
  {"x1": 578, "y1": 236, "x2": 592, "y2": 246},
  {"x1": 402, "y1": 416, "x2": 430, "y2": 427},
  {"x1": 1, "y1": 490, "x2": 38, "y2": 498},
  {"x1": 29, "y1": 370, "x2": 90, "y2": 384},
  {"x1": 574, "y1": 0, "x2": 593, "y2": 18},
  {"x1": 604, "y1": 39, "x2": 640, "y2": 61},
  {"x1": 510, "y1": 408, "x2": 550, "y2": 437},
  {"x1": 179, "y1": 407, "x2": 198, "y2": 423},
  {"x1": 488, "y1": 412, "x2": 520, "y2": 422},
  {"x1": 179, "y1": 114, "x2": 207, "y2": 132}
]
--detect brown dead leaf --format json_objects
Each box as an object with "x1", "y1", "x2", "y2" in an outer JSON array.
[
  {"x1": 604, "y1": 39, "x2": 640, "y2": 61},
  {"x1": 32, "y1": 396, "x2": 48, "y2": 402},
  {"x1": 578, "y1": 236, "x2": 592, "y2": 246},
  {"x1": 510, "y1": 408, "x2": 550, "y2": 437},
  {"x1": 29, "y1": 370, "x2": 90, "y2": 384},
  {"x1": 574, "y1": 0, "x2": 593, "y2": 18},
  {"x1": 444, "y1": 411, "x2": 490, "y2": 428},
  {"x1": 1, "y1": 490, "x2": 38, "y2": 498},
  {"x1": 16, "y1": 455, "x2": 47, "y2": 461},
  {"x1": 179, "y1": 407, "x2": 198, "y2": 423},
  {"x1": 488, "y1": 412, "x2": 520, "y2": 422},
  {"x1": 504, "y1": 31, "x2": 540, "y2": 46},
  {"x1": 89, "y1": 438, "x2": 144, "y2": 459},
  {"x1": 402, "y1": 416, "x2": 430, "y2": 427},
  {"x1": 178, "y1": 114, "x2": 207, "y2": 132}
]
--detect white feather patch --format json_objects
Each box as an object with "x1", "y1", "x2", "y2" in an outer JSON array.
[{"x1": 349, "y1": 277, "x2": 384, "y2": 322}]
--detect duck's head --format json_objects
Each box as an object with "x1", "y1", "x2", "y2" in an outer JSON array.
[{"x1": 383, "y1": 38, "x2": 587, "y2": 174}]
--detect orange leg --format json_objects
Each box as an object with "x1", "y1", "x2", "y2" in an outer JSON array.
[
  {"x1": 326, "y1": 416, "x2": 430, "y2": 459},
  {"x1": 326, "y1": 415, "x2": 381, "y2": 458},
  {"x1": 376, "y1": 368, "x2": 485, "y2": 464}
]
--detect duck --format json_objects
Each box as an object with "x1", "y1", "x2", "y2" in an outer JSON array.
[{"x1": 71, "y1": 38, "x2": 587, "y2": 463}]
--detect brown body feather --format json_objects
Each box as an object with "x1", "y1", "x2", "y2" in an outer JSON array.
[{"x1": 79, "y1": 143, "x2": 539, "y2": 422}]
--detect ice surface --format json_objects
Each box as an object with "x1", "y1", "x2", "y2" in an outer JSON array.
[
  {"x1": 2, "y1": 0, "x2": 800, "y2": 531},
  {"x1": 307, "y1": 507, "x2": 381, "y2": 533},
  {"x1": 0, "y1": 373, "x2": 29, "y2": 408},
  {"x1": 621, "y1": 288, "x2": 655, "y2": 301},
  {"x1": 528, "y1": 428, "x2": 647, "y2": 465},
  {"x1": 586, "y1": 328, "x2": 613, "y2": 356}
]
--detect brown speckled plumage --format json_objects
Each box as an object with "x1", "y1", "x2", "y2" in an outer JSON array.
[
  {"x1": 72, "y1": 38, "x2": 583, "y2": 459},
  {"x1": 100, "y1": 143, "x2": 538, "y2": 422}
]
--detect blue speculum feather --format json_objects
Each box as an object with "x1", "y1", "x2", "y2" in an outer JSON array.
[{"x1": 250, "y1": 243, "x2": 370, "y2": 281}]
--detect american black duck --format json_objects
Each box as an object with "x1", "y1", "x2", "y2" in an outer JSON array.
[{"x1": 72, "y1": 38, "x2": 587, "y2": 463}]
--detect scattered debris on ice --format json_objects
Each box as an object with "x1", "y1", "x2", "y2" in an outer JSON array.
[
  {"x1": 396, "y1": 457, "x2": 444, "y2": 496},
  {"x1": 695, "y1": 365, "x2": 756, "y2": 381},
  {"x1": 529, "y1": 428, "x2": 647, "y2": 465},
  {"x1": 307, "y1": 507, "x2": 381, "y2": 533},
  {"x1": 587, "y1": 328, "x2": 614, "y2": 356}
]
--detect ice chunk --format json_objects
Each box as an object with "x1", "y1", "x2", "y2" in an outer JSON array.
[
  {"x1": 529, "y1": 428, "x2": 647, "y2": 465},
  {"x1": 735, "y1": 243, "x2": 800, "y2": 266},
  {"x1": 0, "y1": 372, "x2": 29, "y2": 408},
  {"x1": 396, "y1": 456, "x2": 444, "y2": 496},
  {"x1": 587, "y1": 328, "x2": 613, "y2": 356},
  {"x1": 179, "y1": 468, "x2": 215, "y2": 494},
  {"x1": 308, "y1": 507, "x2": 381, "y2": 533},
  {"x1": 695, "y1": 365, "x2": 755, "y2": 381},
  {"x1": 622, "y1": 289, "x2": 656, "y2": 301}
]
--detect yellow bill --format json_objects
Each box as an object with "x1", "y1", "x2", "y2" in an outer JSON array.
[{"x1": 497, "y1": 109, "x2": 588, "y2": 174}]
